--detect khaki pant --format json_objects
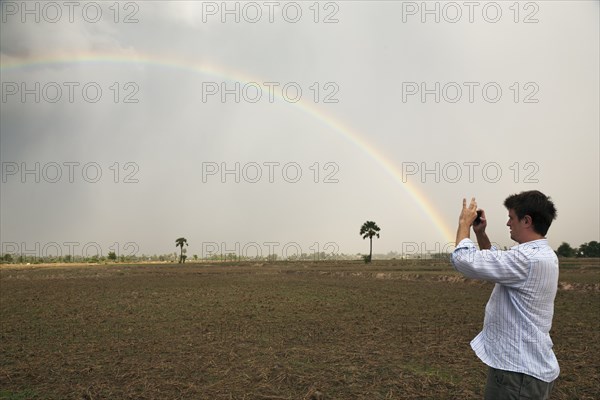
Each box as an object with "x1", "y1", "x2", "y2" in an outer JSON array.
[{"x1": 484, "y1": 367, "x2": 554, "y2": 400}]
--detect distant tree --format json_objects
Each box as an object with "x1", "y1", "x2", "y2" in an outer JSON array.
[
  {"x1": 2, "y1": 254, "x2": 13, "y2": 263},
  {"x1": 577, "y1": 241, "x2": 600, "y2": 258},
  {"x1": 63, "y1": 254, "x2": 72, "y2": 263},
  {"x1": 175, "y1": 237, "x2": 188, "y2": 263},
  {"x1": 556, "y1": 242, "x2": 576, "y2": 258},
  {"x1": 360, "y1": 221, "x2": 381, "y2": 263},
  {"x1": 108, "y1": 251, "x2": 117, "y2": 261}
]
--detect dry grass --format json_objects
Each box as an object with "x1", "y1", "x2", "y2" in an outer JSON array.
[{"x1": 1, "y1": 259, "x2": 598, "y2": 399}]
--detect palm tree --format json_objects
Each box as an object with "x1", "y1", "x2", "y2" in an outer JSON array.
[
  {"x1": 360, "y1": 221, "x2": 380, "y2": 263},
  {"x1": 175, "y1": 237, "x2": 188, "y2": 263}
]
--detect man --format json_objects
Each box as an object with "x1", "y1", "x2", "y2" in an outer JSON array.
[{"x1": 451, "y1": 191, "x2": 559, "y2": 399}]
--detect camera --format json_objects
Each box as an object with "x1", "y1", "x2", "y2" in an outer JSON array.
[{"x1": 473, "y1": 210, "x2": 483, "y2": 225}]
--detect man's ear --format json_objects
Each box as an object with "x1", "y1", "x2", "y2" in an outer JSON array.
[{"x1": 523, "y1": 215, "x2": 533, "y2": 227}]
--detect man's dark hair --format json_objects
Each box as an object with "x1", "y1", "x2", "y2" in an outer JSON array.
[{"x1": 504, "y1": 190, "x2": 557, "y2": 236}]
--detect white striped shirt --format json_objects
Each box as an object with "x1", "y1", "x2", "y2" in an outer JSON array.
[{"x1": 451, "y1": 238, "x2": 560, "y2": 382}]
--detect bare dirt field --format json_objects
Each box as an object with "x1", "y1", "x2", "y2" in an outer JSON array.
[{"x1": 1, "y1": 259, "x2": 598, "y2": 399}]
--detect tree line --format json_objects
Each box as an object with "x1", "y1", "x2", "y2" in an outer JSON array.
[
  {"x1": 2, "y1": 232, "x2": 597, "y2": 264},
  {"x1": 556, "y1": 241, "x2": 600, "y2": 258}
]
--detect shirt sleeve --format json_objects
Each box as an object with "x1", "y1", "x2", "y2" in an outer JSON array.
[{"x1": 451, "y1": 238, "x2": 530, "y2": 287}]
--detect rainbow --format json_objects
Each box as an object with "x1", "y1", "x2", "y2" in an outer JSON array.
[{"x1": 1, "y1": 52, "x2": 455, "y2": 242}]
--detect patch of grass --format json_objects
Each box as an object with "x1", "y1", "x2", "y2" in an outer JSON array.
[
  {"x1": 0, "y1": 389, "x2": 39, "y2": 400},
  {"x1": 402, "y1": 361, "x2": 459, "y2": 382}
]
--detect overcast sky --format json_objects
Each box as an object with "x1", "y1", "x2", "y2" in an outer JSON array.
[{"x1": 1, "y1": 1, "x2": 598, "y2": 259}]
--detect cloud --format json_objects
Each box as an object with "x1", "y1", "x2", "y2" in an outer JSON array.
[{"x1": 1, "y1": 1, "x2": 598, "y2": 256}]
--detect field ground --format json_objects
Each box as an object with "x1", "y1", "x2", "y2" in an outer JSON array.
[{"x1": 1, "y1": 259, "x2": 598, "y2": 399}]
